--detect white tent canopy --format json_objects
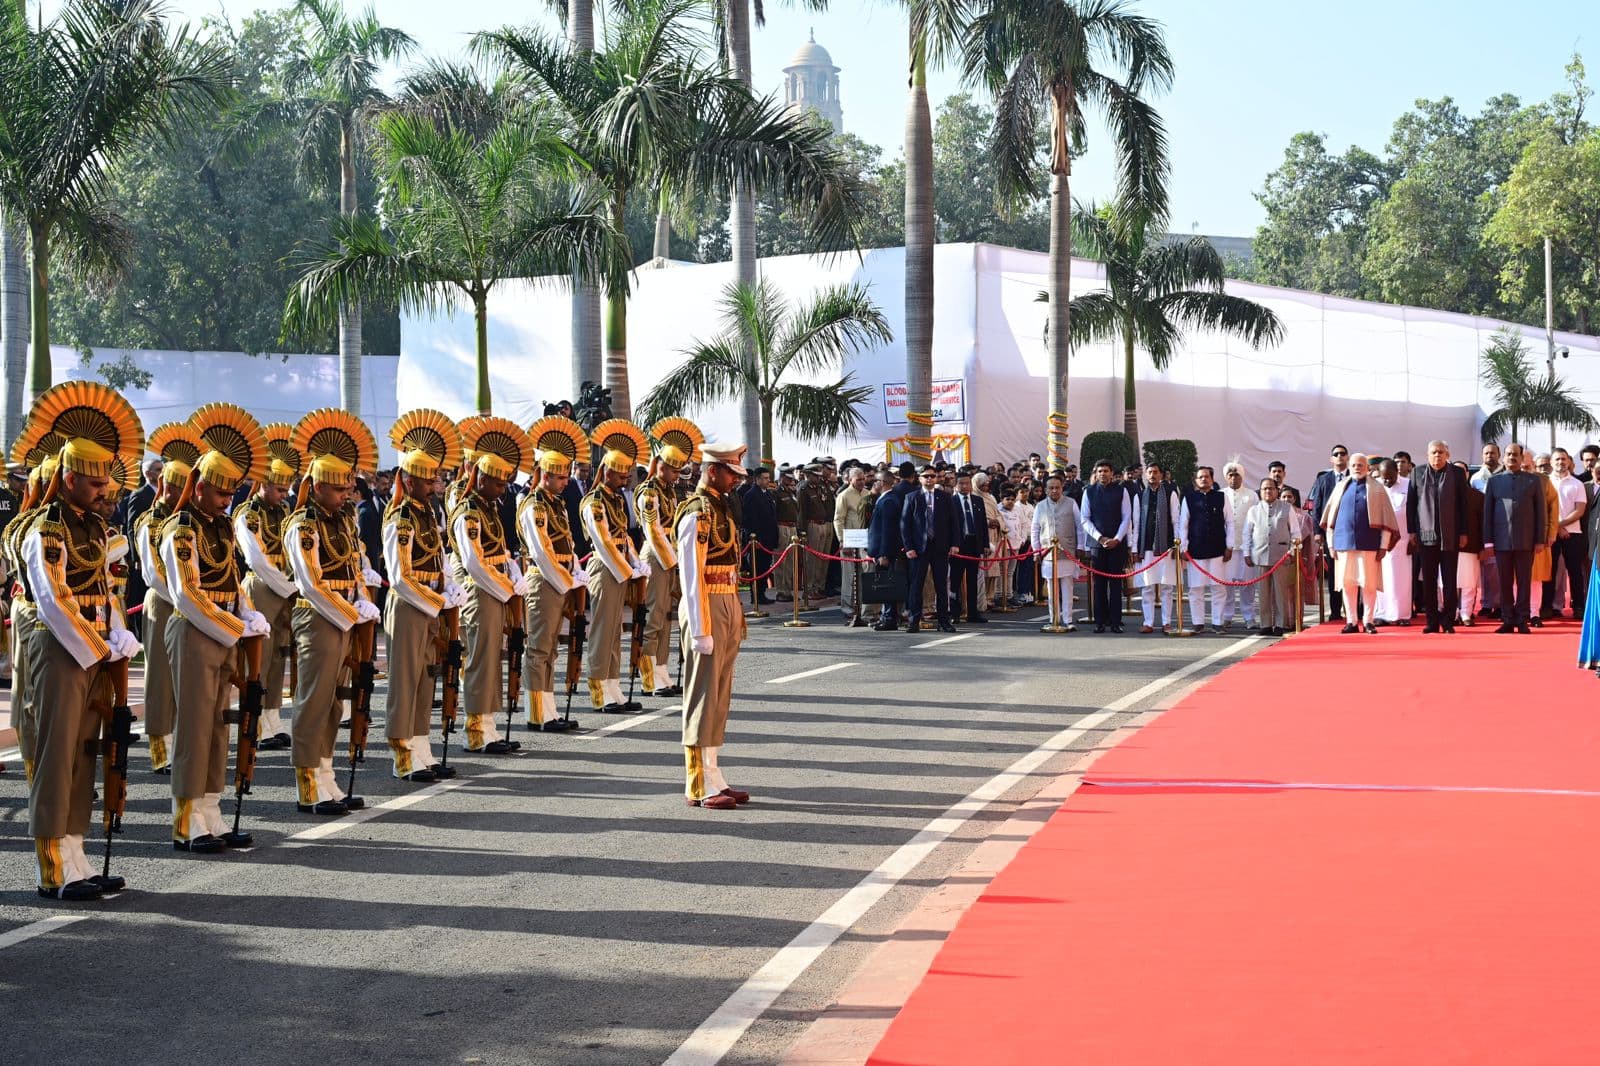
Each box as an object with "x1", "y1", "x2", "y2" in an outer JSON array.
[{"x1": 395, "y1": 242, "x2": 1600, "y2": 480}]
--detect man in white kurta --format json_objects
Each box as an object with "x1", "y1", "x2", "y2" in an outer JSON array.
[
  {"x1": 1220, "y1": 462, "x2": 1259, "y2": 628},
  {"x1": 1031, "y1": 476, "x2": 1083, "y2": 631},
  {"x1": 1130, "y1": 467, "x2": 1181, "y2": 632},
  {"x1": 1373, "y1": 460, "x2": 1412, "y2": 624}
]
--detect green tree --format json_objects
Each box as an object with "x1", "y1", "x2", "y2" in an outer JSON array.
[
  {"x1": 1485, "y1": 129, "x2": 1600, "y2": 334},
  {"x1": 283, "y1": 92, "x2": 625, "y2": 414},
  {"x1": 1051, "y1": 204, "x2": 1282, "y2": 448},
  {"x1": 0, "y1": 0, "x2": 231, "y2": 399},
  {"x1": 282, "y1": 0, "x2": 416, "y2": 412},
  {"x1": 636, "y1": 279, "x2": 890, "y2": 463},
  {"x1": 1249, "y1": 132, "x2": 1389, "y2": 297},
  {"x1": 476, "y1": 0, "x2": 862, "y2": 419},
  {"x1": 966, "y1": 0, "x2": 1173, "y2": 465},
  {"x1": 1477, "y1": 326, "x2": 1596, "y2": 444}
]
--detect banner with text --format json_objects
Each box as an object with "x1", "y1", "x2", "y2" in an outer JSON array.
[{"x1": 883, "y1": 379, "x2": 965, "y2": 425}]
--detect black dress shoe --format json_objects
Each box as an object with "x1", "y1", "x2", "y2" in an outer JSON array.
[
  {"x1": 402, "y1": 768, "x2": 438, "y2": 783},
  {"x1": 1363, "y1": 622, "x2": 1378, "y2": 634},
  {"x1": 39, "y1": 880, "x2": 102, "y2": 901},
  {"x1": 1529, "y1": 617, "x2": 1544, "y2": 628},
  {"x1": 1422, "y1": 624, "x2": 1439, "y2": 634},
  {"x1": 429, "y1": 763, "x2": 458, "y2": 780},
  {"x1": 847, "y1": 616, "x2": 868, "y2": 628},
  {"x1": 258, "y1": 734, "x2": 290, "y2": 751},
  {"x1": 1494, "y1": 622, "x2": 1515, "y2": 634},
  {"x1": 966, "y1": 615, "x2": 988, "y2": 624},
  {"x1": 1111, "y1": 625, "x2": 1125, "y2": 634},
  {"x1": 1341, "y1": 623, "x2": 1359, "y2": 634},
  {"x1": 90, "y1": 873, "x2": 126, "y2": 893},
  {"x1": 477, "y1": 739, "x2": 519, "y2": 753},
  {"x1": 297, "y1": 800, "x2": 348, "y2": 816},
  {"x1": 1517, "y1": 622, "x2": 1532, "y2": 635},
  {"x1": 1094, "y1": 625, "x2": 1106, "y2": 634},
  {"x1": 872, "y1": 620, "x2": 898, "y2": 632},
  {"x1": 541, "y1": 719, "x2": 575, "y2": 732},
  {"x1": 937, "y1": 621, "x2": 958, "y2": 634},
  {"x1": 220, "y1": 831, "x2": 254, "y2": 849},
  {"x1": 342, "y1": 795, "x2": 366, "y2": 810},
  {"x1": 652, "y1": 685, "x2": 683, "y2": 697},
  {"x1": 174, "y1": 835, "x2": 226, "y2": 854},
  {"x1": 1441, "y1": 624, "x2": 1456, "y2": 634}
]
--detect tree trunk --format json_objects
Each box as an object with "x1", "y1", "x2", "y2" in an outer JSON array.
[
  {"x1": 1046, "y1": 168, "x2": 1071, "y2": 466},
  {"x1": 727, "y1": 0, "x2": 762, "y2": 457},
  {"x1": 604, "y1": 193, "x2": 632, "y2": 419},
  {"x1": 0, "y1": 210, "x2": 27, "y2": 449},
  {"x1": 26, "y1": 219, "x2": 50, "y2": 399},
  {"x1": 474, "y1": 289, "x2": 491, "y2": 415},
  {"x1": 568, "y1": 0, "x2": 603, "y2": 403},
  {"x1": 653, "y1": 209, "x2": 671, "y2": 262},
  {"x1": 760, "y1": 396, "x2": 775, "y2": 471},
  {"x1": 903, "y1": 30, "x2": 934, "y2": 459},
  {"x1": 338, "y1": 120, "x2": 362, "y2": 415},
  {"x1": 1121, "y1": 326, "x2": 1139, "y2": 452}
]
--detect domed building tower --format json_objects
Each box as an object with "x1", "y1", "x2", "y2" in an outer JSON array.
[{"x1": 782, "y1": 31, "x2": 843, "y2": 134}]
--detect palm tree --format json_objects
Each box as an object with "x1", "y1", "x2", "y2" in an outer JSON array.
[
  {"x1": 1045, "y1": 204, "x2": 1283, "y2": 449},
  {"x1": 899, "y1": 0, "x2": 970, "y2": 463},
  {"x1": 0, "y1": 0, "x2": 231, "y2": 399},
  {"x1": 282, "y1": 91, "x2": 626, "y2": 415},
  {"x1": 966, "y1": 0, "x2": 1172, "y2": 465},
  {"x1": 283, "y1": 0, "x2": 416, "y2": 414},
  {"x1": 1, "y1": 0, "x2": 27, "y2": 448},
  {"x1": 1478, "y1": 326, "x2": 1597, "y2": 445},
  {"x1": 637, "y1": 279, "x2": 890, "y2": 460},
  {"x1": 476, "y1": 0, "x2": 861, "y2": 420},
  {"x1": 566, "y1": 0, "x2": 604, "y2": 403}
]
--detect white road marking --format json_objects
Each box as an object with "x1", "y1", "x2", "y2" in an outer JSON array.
[
  {"x1": 764, "y1": 662, "x2": 858, "y2": 685},
  {"x1": 574, "y1": 706, "x2": 680, "y2": 740},
  {"x1": 911, "y1": 632, "x2": 977, "y2": 650},
  {"x1": 0, "y1": 914, "x2": 89, "y2": 950},
  {"x1": 663, "y1": 635, "x2": 1260, "y2": 1066},
  {"x1": 1086, "y1": 778, "x2": 1600, "y2": 798}
]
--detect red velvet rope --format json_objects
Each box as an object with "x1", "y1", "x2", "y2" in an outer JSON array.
[{"x1": 1182, "y1": 550, "x2": 1299, "y2": 587}]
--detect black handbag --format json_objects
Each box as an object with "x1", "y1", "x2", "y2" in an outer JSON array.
[{"x1": 860, "y1": 567, "x2": 908, "y2": 603}]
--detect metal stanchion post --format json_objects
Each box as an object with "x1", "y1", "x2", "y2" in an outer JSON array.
[
  {"x1": 781, "y1": 536, "x2": 810, "y2": 629},
  {"x1": 995, "y1": 550, "x2": 1014, "y2": 614},
  {"x1": 798, "y1": 532, "x2": 820, "y2": 613},
  {"x1": 1168, "y1": 539, "x2": 1195, "y2": 637},
  {"x1": 1040, "y1": 538, "x2": 1068, "y2": 633},
  {"x1": 1292, "y1": 537, "x2": 1304, "y2": 633},
  {"x1": 744, "y1": 536, "x2": 767, "y2": 619},
  {"x1": 1316, "y1": 540, "x2": 1326, "y2": 625}
]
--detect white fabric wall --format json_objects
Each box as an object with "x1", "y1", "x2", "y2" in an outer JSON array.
[
  {"x1": 52, "y1": 346, "x2": 401, "y2": 464},
  {"x1": 398, "y1": 243, "x2": 1600, "y2": 481}
]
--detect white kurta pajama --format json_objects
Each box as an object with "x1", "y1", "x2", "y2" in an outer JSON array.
[
  {"x1": 1130, "y1": 490, "x2": 1181, "y2": 628},
  {"x1": 1221, "y1": 486, "x2": 1260, "y2": 625},
  {"x1": 1374, "y1": 480, "x2": 1412, "y2": 623},
  {"x1": 1031, "y1": 496, "x2": 1083, "y2": 628}
]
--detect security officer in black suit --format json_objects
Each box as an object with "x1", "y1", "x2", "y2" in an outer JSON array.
[
  {"x1": 900, "y1": 464, "x2": 960, "y2": 633},
  {"x1": 738, "y1": 467, "x2": 779, "y2": 603}
]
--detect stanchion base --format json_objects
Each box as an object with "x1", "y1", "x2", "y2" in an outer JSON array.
[
  {"x1": 1039, "y1": 624, "x2": 1070, "y2": 634},
  {"x1": 744, "y1": 609, "x2": 769, "y2": 619},
  {"x1": 781, "y1": 620, "x2": 812, "y2": 629},
  {"x1": 1166, "y1": 628, "x2": 1197, "y2": 638}
]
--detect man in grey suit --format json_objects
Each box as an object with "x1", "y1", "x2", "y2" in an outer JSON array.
[{"x1": 1482, "y1": 442, "x2": 1545, "y2": 633}]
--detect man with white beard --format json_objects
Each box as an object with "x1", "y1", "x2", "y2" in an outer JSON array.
[{"x1": 1220, "y1": 461, "x2": 1259, "y2": 629}]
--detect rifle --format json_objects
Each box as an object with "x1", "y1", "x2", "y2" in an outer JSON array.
[
  {"x1": 345, "y1": 620, "x2": 377, "y2": 798},
  {"x1": 562, "y1": 583, "x2": 589, "y2": 724},
  {"x1": 438, "y1": 606, "x2": 462, "y2": 772},
  {"x1": 100, "y1": 659, "x2": 134, "y2": 882},
  {"x1": 504, "y1": 593, "x2": 526, "y2": 738},
  {"x1": 625, "y1": 574, "x2": 648, "y2": 705},
  {"x1": 231, "y1": 636, "x2": 266, "y2": 840}
]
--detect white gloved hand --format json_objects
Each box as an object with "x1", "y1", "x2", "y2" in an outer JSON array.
[
  {"x1": 691, "y1": 634, "x2": 714, "y2": 656},
  {"x1": 241, "y1": 610, "x2": 272, "y2": 638},
  {"x1": 568, "y1": 565, "x2": 583, "y2": 587},
  {"x1": 507, "y1": 558, "x2": 523, "y2": 584},
  {"x1": 354, "y1": 598, "x2": 381, "y2": 624},
  {"x1": 107, "y1": 627, "x2": 142, "y2": 662},
  {"x1": 512, "y1": 573, "x2": 532, "y2": 597},
  {"x1": 443, "y1": 582, "x2": 467, "y2": 609},
  {"x1": 363, "y1": 564, "x2": 384, "y2": 588},
  {"x1": 633, "y1": 560, "x2": 651, "y2": 580}
]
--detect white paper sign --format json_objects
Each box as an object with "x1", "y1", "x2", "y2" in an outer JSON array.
[
  {"x1": 841, "y1": 529, "x2": 870, "y2": 549},
  {"x1": 882, "y1": 379, "x2": 965, "y2": 425}
]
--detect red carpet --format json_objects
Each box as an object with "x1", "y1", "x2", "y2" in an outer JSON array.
[{"x1": 868, "y1": 621, "x2": 1600, "y2": 1066}]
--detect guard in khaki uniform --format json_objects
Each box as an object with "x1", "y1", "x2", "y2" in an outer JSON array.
[
  {"x1": 679, "y1": 442, "x2": 751, "y2": 810},
  {"x1": 234, "y1": 423, "x2": 301, "y2": 750},
  {"x1": 773, "y1": 468, "x2": 799, "y2": 599},
  {"x1": 162, "y1": 405, "x2": 272, "y2": 852},
  {"x1": 637, "y1": 418, "x2": 704, "y2": 697},
  {"x1": 798, "y1": 465, "x2": 835, "y2": 599},
  {"x1": 450, "y1": 417, "x2": 533, "y2": 755},
  {"x1": 136, "y1": 422, "x2": 203, "y2": 772},
  {"x1": 284, "y1": 409, "x2": 381, "y2": 816},
  {"x1": 5, "y1": 448, "x2": 58, "y2": 780},
  {"x1": 519, "y1": 416, "x2": 588, "y2": 732},
  {"x1": 384, "y1": 409, "x2": 467, "y2": 780},
  {"x1": 18, "y1": 382, "x2": 144, "y2": 900},
  {"x1": 582, "y1": 419, "x2": 648, "y2": 712}
]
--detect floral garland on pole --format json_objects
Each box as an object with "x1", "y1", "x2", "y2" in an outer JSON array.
[
  {"x1": 905, "y1": 409, "x2": 935, "y2": 462},
  {"x1": 1047, "y1": 410, "x2": 1070, "y2": 469}
]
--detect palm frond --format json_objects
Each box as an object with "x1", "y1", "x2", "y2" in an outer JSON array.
[
  {"x1": 1140, "y1": 234, "x2": 1226, "y2": 298},
  {"x1": 635, "y1": 339, "x2": 752, "y2": 424},
  {"x1": 773, "y1": 378, "x2": 873, "y2": 442},
  {"x1": 1152, "y1": 290, "x2": 1285, "y2": 355},
  {"x1": 773, "y1": 281, "x2": 893, "y2": 380}
]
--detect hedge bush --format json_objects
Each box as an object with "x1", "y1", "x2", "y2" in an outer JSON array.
[
  {"x1": 1142, "y1": 438, "x2": 1198, "y2": 489},
  {"x1": 1078, "y1": 430, "x2": 1137, "y2": 474}
]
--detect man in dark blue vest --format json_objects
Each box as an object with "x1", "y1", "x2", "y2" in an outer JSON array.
[
  {"x1": 1081, "y1": 460, "x2": 1132, "y2": 633},
  {"x1": 1180, "y1": 466, "x2": 1235, "y2": 631}
]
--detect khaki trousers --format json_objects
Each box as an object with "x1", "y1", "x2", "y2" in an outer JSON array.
[
  {"x1": 165, "y1": 615, "x2": 234, "y2": 799},
  {"x1": 525, "y1": 573, "x2": 567, "y2": 695},
  {"x1": 680, "y1": 594, "x2": 745, "y2": 748},
  {"x1": 11, "y1": 598, "x2": 37, "y2": 768},
  {"x1": 774, "y1": 524, "x2": 797, "y2": 595},
  {"x1": 26, "y1": 625, "x2": 109, "y2": 839},
  {"x1": 290, "y1": 604, "x2": 353, "y2": 770},
  {"x1": 1256, "y1": 555, "x2": 1296, "y2": 629},
  {"x1": 142, "y1": 591, "x2": 176, "y2": 736},
  {"x1": 585, "y1": 560, "x2": 625, "y2": 682},
  {"x1": 384, "y1": 595, "x2": 437, "y2": 742},
  {"x1": 804, "y1": 521, "x2": 834, "y2": 595},
  {"x1": 244, "y1": 574, "x2": 294, "y2": 712},
  {"x1": 461, "y1": 584, "x2": 505, "y2": 719},
  {"x1": 642, "y1": 564, "x2": 675, "y2": 666}
]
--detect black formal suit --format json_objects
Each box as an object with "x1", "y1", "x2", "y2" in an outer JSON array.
[
  {"x1": 950, "y1": 490, "x2": 989, "y2": 619},
  {"x1": 900, "y1": 486, "x2": 959, "y2": 626},
  {"x1": 1482, "y1": 470, "x2": 1546, "y2": 626},
  {"x1": 120, "y1": 481, "x2": 158, "y2": 637},
  {"x1": 1407, "y1": 462, "x2": 1469, "y2": 628},
  {"x1": 738, "y1": 482, "x2": 779, "y2": 599},
  {"x1": 1309, "y1": 468, "x2": 1347, "y2": 619},
  {"x1": 563, "y1": 478, "x2": 591, "y2": 557},
  {"x1": 357, "y1": 495, "x2": 388, "y2": 615},
  {"x1": 868, "y1": 480, "x2": 916, "y2": 625}
]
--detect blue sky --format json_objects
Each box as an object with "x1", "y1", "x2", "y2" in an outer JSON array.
[{"x1": 66, "y1": 0, "x2": 1594, "y2": 235}]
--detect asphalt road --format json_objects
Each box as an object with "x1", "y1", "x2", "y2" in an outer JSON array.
[{"x1": 0, "y1": 603, "x2": 1266, "y2": 1065}]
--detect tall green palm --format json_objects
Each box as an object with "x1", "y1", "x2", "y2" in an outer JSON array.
[
  {"x1": 0, "y1": 0, "x2": 23, "y2": 446},
  {"x1": 0, "y1": 0, "x2": 231, "y2": 399},
  {"x1": 282, "y1": 93, "x2": 626, "y2": 415},
  {"x1": 283, "y1": 0, "x2": 415, "y2": 413},
  {"x1": 1478, "y1": 326, "x2": 1597, "y2": 445},
  {"x1": 476, "y1": 0, "x2": 862, "y2": 420},
  {"x1": 899, "y1": 0, "x2": 970, "y2": 461},
  {"x1": 966, "y1": 0, "x2": 1172, "y2": 465},
  {"x1": 637, "y1": 279, "x2": 889, "y2": 460},
  {"x1": 1045, "y1": 204, "x2": 1284, "y2": 449},
  {"x1": 565, "y1": 0, "x2": 604, "y2": 401}
]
